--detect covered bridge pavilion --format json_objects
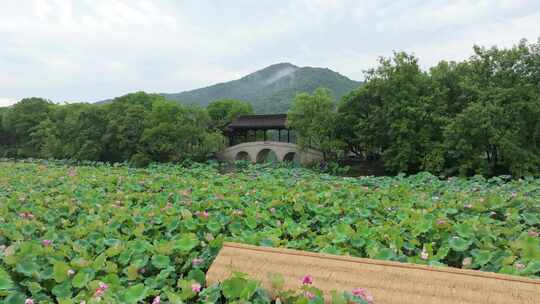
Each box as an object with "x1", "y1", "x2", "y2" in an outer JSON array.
[{"x1": 225, "y1": 114, "x2": 295, "y2": 146}]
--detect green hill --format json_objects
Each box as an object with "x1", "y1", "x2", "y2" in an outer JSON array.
[{"x1": 163, "y1": 63, "x2": 362, "y2": 113}]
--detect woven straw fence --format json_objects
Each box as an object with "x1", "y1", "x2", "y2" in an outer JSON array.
[{"x1": 206, "y1": 242, "x2": 540, "y2": 304}]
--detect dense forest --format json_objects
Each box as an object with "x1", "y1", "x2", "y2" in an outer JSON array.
[
  {"x1": 0, "y1": 95, "x2": 252, "y2": 167},
  {"x1": 1, "y1": 39, "x2": 539, "y2": 176},
  {"x1": 289, "y1": 39, "x2": 540, "y2": 177}
]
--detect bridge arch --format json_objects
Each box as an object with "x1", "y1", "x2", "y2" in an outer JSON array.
[
  {"x1": 256, "y1": 149, "x2": 270, "y2": 163},
  {"x1": 235, "y1": 151, "x2": 251, "y2": 161},
  {"x1": 283, "y1": 151, "x2": 298, "y2": 163},
  {"x1": 256, "y1": 148, "x2": 279, "y2": 163}
]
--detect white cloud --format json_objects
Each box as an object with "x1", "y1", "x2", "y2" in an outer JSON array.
[
  {"x1": 0, "y1": 97, "x2": 18, "y2": 107},
  {"x1": 0, "y1": 0, "x2": 539, "y2": 102}
]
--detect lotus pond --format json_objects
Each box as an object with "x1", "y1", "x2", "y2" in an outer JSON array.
[{"x1": 0, "y1": 161, "x2": 539, "y2": 303}]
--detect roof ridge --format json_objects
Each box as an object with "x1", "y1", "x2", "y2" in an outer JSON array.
[
  {"x1": 238, "y1": 114, "x2": 287, "y2": 118},
  {"x1": 227, "y1": 114, "x2": 288, "y2": 129}
]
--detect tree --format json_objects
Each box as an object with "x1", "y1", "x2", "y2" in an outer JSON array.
[
  {"x1": 336, "y1": 40, "x2": 540, "y2": 176},
  {"x1": 3, "y1": 91, "x2": 226, "y2": 166},
  {"x1": 444, "y1": 39, "x2": 540, "y2": 176},
  {"x1": 63, "y1": 105, "x2": 109, "y2": 161},
  {"x1": 0, "y1": 107, "x2": 10, "y2": 155},
  {"x1": 139, "y1": 100, "x2": 224, "y2": 163},
  {"x1": 207, "y1": 99, "x2": 253, "y2": 131},
  {"x1": 30, "y1": 103, "x2": 93, "y2": 159},
  {"x1": 102, "y1": 92, "x2": 161, "y2": 162},
  {"x1": 336, "y1": 85, "x2": 385, "y2": 160},
  {"x1": 337, "y1": 52, "x2": 446, "y2": 174},
  {"x1": 287, "y1": 87, "x2": 344, "y2": 160},
  {"x1": 1, "y1": 98, "x2": 53, "y2": 157}
]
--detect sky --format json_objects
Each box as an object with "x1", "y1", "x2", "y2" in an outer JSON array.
[{"x1": 1, "y1": 0, "x2": 539, "y2": 107}]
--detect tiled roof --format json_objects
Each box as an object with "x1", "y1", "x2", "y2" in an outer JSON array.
[{"x1": 227, "y1": 114, "x2": 287, "y2": 129}]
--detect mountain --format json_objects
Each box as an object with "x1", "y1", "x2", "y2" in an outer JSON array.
[{"x1": 163, "y1": 63, "x2": 362, "y2": 114}]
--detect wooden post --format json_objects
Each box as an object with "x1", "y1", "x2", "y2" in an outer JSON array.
[
  {"x1": 287, "y1": 129, "x2": 290, "y2": 143},
  {"x1": 264, "y1": 130, "x2": 267, "y2": 142}
]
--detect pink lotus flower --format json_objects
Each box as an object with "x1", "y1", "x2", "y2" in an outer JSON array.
[
  {"x1": 270, "y1": 207, "x2": 276, "y2": 213},
  {"x1": 352, "y1": 288, "x2": 374, "y2": 303},
  {"x1": 192, "y1": 258, "x2": 204, "y2": 267},
  {"x1": 464, "y1": 204, "x2": 473, "y2": 209},
  {"x1": 462, "y1": 257, "x2": 472, "y2": 266},
  {"x1": 528, "y1": 230, "x2": 539, "y2": 237},
  {"x1": 302, "y1": 275, "x2": 313, "y2": 285},
  {"x1": 515, "y1": 262, "x2": 526, "y2": 270},
  {"x1": 233, "y1": 210, "x2": 243, "y2": 216},
  {"x1": 94, "y1": 288, "x2": 105, "y2": 297},
  {"x1": 152, "y1": 296, "x2": 161, "y2": 304},
  {"x1": 196, "y1": 211, "x2": 209, "y2": 218},
  {"x1": 436, "y1": 219, "x2": 446, "y2": 225},
  {"x1": 94, "y1": 282, "x2": 109, "y2": 297},
  {"x1": 67, "y1": 269, "x2": 75, "y2": 276},
  {"x1": 304, "y1": 291, "x2": 315, "y2": 299},
  {"x1": 42, "y1": 239, "x2": 53, "y2": 246},
  {"x1": 25, "y1": 299, "x2": 34, "y2": 304},
  {"x1": 20, "y1": 212, "x2": 34, "y2": 219},
  {"x1": 191, "y1": 282, "x2": 202, "y2": 293}
]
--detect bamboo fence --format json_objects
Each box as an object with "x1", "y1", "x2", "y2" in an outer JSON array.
[{"x1": 206, "y1": 242, "x2": 540, "y2": 304}]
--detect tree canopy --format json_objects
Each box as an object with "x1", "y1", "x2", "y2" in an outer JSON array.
[
  {"x1": 334, "y1": 39, "x2": 540, "y2": 176},
  {"x1": 287, "y1": 88, "x2": 345, "y2": 160},
  {"x1": 206, "y1": 99, "x2": 253, "y2": 131},
  {"x1": 0, "y1": 92, "x2": 224, "y2": 167}
]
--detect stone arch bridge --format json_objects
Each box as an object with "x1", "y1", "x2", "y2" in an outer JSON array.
[
  {"x1": 220, "y1": 114, "x2": 323, "y2": 164},
  {"x1": 217, "y1": 141, "x2": 323, "y2": 165}
]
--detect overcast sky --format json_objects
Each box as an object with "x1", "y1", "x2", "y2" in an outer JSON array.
[{"x1": 1, "y1": 0, "x2": 539, "y2": 106}]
